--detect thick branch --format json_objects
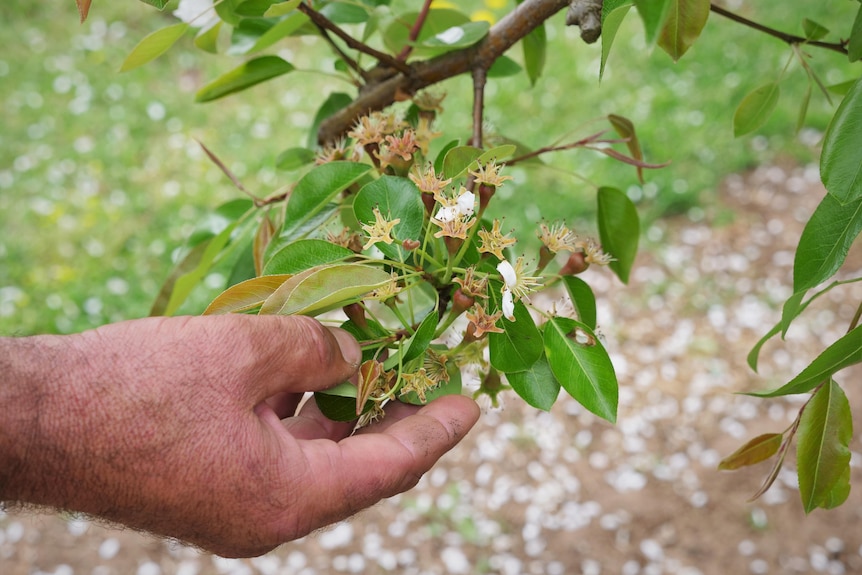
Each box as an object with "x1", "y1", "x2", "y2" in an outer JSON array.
[
  {"x1": 710, "y1": 3, "x2": 848, "y2": 55},
  {"x1": 317, "y1": 0, "x2": 571, "y2": 144}
]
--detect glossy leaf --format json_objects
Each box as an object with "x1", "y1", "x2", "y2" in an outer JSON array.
[
  {"x1": 353, "y1": 176, "x2": 425, "y2": 261},
  {"x1": 262, "y1": 239, "x2": 354, "y2": 276},
  {"x1": 307, "y1": 92, "x2": 353, "y2": 147},
  {"x1": 150, "y1": 241, "x2": 209, "y2": 316},
  {"x1": 196, "y1": 56, "x2": 294, "y2": 102},
  {"x1": 203, "y1": 275, "x2": 292, "y2": 315},
  {"x1": 264, "y1": 0, "x2": 301, "y2": 17},
  {"x1": 797, "y1": 380, "x2": 852, "y2": 513},
  {"x1": 341, "y1": 318, "x2": 390, "y2": 363},
  {"x1": 718, "y1": 433, "x2": 783, "y2": 471},
  {"x1": 76, "y1": 0, "x2": 92, "y2": 22},
  {"x1": 608, "y1": 114, "x2": 645, "y2": 183},
  {"x1": 751, "y1": 324, "x2": 862, "y2": 398},
  {"x1": 505, "y1": 354, "x2": 561, "y2": 411},
  {"x1": 634, "y1": 0, "x2": 672, "y2": 46},
  {"x1": 821, "y1": 78, "x2": 862, "y2": 204},
  {"x1": 120, "y1": 23, "x2": 189, "y2": 72},
  {"x1": 820, "y1": 465, "x2": 852, "y2": 509},
  {"x1": 522, "y1": 21, "x2": 546, "y2": 86},
  {"x1": 283, "y1": 162, "x2": 371, "y2": 239},
  {"x1": 793, "y1": 194, "x2": 862, "y2": 293},
  {"x1": 138, "y1": 0, "x2": 170, "y2": 9},
  {"x1": 320, "y1": 1, "x2": 370, "y2": 24},
  {"x1": 597, "y1": 186, "x2": 639, "y2": 284},
  {"x1": 382, "y1": 9, "x2": 469, "y2": 57},
  {"x1": 488, "y1": 55, "x2": 522, "y2": 78},
  {"x1": 733, "y1": 82, "x2": 780, "y2": 137},
  {"x1": 487, "y1": 297, "x2": 543, "y2": 373},
  {"x1": 270, "y1": 203, "x2": 338, "y2": 255},
  {"x1": 802, "y1": 18, "x2": 829, "y2": 42},
  {"x1": 214, "y1": 0, "x2": 244, "y2": 25},
  {"x1": 384, "y1": 311, "x2": 439, "y2": 370},
  {"x1": 315, "y1": 383, "x2": 373, "y2": 422},
  {"x1": 796, "y1": 82, "x2": 812, "y2": 134},
  {"x1": 253, "y1": 214, "x2": 276, "y2": 276},
  {"x1": 422, "y1": 21, "x2": 490, "y2": 51},
  {"x1": 276, "y1": 147, "x2": 316, "y2": 171},
  {"x1": 249, "y1": 12, "x2": 310, "y2": 53},
  {"x1": 260, "y1": 264, "x2": 391, "y2": 316},
  {"x1": 849, "y1": 5, "x2": 862, "y2": 62},
  {"x1": 194, "y1": 22, "x2": 222, "y2": 54},
  {"x1": 442, "y1": 146, "x2": 482, "y2": 179},
  {"x1": 600, "y1": 1, "x2": 633, "y2": 80},
  {"x1": 563, "y1": 276, "x2": 597, "y2": 330},
  {"x1": 434, "y1": 139, "x2": 460, "y2": 175},
  {"x1": 657, "y1": 0, "x2": 709, "y2": 61},
  {"x1": 544, "y1": 317, "x2": 618, "y2": 423}
]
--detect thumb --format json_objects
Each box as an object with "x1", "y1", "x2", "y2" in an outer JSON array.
[{"x1": 248, "y1": 315, "x2": 361, "y2": 400}]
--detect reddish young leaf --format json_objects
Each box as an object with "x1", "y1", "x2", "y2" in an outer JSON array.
[
  {"x1": 76, "y1": 0, "x2": 92, "y2": 23},
  {"x1": 718, "y1": 433, "x2": 783, "y2": 471}
]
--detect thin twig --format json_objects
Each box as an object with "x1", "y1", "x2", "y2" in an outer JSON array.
[
  {"x1": 314, "y1": 26, "x2": 369, "y2": 84},
  {"x1": 298, "y1": 3, "x2": 412, "y2": 75},
  {"x1": 506, "y1": 130, "x2": 610, "y2": 165},
  {"x1": 710, "y1": 3, "x2": 848, "y2": 55},
  {"x1": 471, "y1": 66, "x2": 488, "y2": 148},
  {"x1": 397, "y1": 0, "x2": 434, "y2": 61}
]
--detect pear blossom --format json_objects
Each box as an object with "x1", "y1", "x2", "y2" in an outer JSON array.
[
  {"x1": 361, "y1": 207, "x2": 400, "y2": 250},
  {"x1": 174, "y1": 0, "x2": 219, "y2": 28}
]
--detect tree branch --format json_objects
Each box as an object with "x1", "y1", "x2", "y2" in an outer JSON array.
[
  {"x1": 470, "y1": 66, "x2": 488, "y2": 148},
  {"x1": 297, "y1": 3, "x2": 412, "y2": 75},
  {"x1": 709, "y1": 3, "x2": 848, "y2": 55},
  {"x1": 397, "y1": 0, "x2": 434, "y2": 61},
  {"x1": 316, "y1": 0, "x2": 571, "y2": 144}
]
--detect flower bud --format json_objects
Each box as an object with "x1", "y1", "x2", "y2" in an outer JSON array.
[
  {"x1": 560, "y1": 251, "x2": 589, "y2": 276},
  {"x1": 343, "y1": 302, "x2": 368, "y2": 330},
  {"x1": 451, "y1": 288, "x2": 475, "y2": 316}
]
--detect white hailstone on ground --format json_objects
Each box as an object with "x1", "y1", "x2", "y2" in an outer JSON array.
[
  {"x1": 318, "y1": 522, "x2": 354, "y2": 550},
  {"x1": 97, "y1": 537, "x2": 120, "y2": 560},
  {"x1": 137, "y1": 561, "x2": 162, "y2": 575}
]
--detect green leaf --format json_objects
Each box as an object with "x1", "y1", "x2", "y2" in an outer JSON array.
[
  {"x1": 384, "y1": 311, "x2": 439, "y2": 370},
  {"x1": 315, "y1": 385, "x2": 374, "y2": 421},
  {"x1": 353, "y1": 176, "x2": 425, "y2": 261},
  {"x1": 422, "y1": 21, "x2": 490, "y2": 51},
  {"x1": 488, "y1": 55, "x2": 522, "y2": 78},
  {"x1": 260, "y1": 263, "x2": 391, "y2": 316},
  {"x1": 150, "y1": 241, "x2": 210, "y2": 317},
  {"x1": 194, "y1": 22, "x2": 222, "y2": 54},
  {"x1": 820, "y1": 465, "x2": 852, "y2": 509},
  {"x1": 796, "y1": 82, "x2": 812, "y2": 134},
  {"x1": 120, "y1": 23, "x2": 189, "y2": 72},
  {"x1": 262, "y1": 239, "x2": 354, "y2": 276},
  {"x1": 778, "y1": 290, "x2": 807, "y2": 338},
  {"x1": 215, "y1": 0, "x2": 244, "y2": 25},
  {"x1": 138, "y1": 0, "x2": 170, "y2": 9},
  {"x1": 264, "y1": 0, "x2": 301, "y2": 17},
  {"x1": 244, "y1": 13, "x2": 310, "y2": 54},
  {"x1": 203, "y1": 274, "x2": 292, "y2": 315},
  {"x1": 307, "y1": 92, "x2": 353, "y2": 148},
  {"x1": 522, "y1": 22, "x2": 546, "y2": 86},
  {"x1": 442, "y1": 146, "x2": 483, "y2": 179},
  {"x1": 196, "y1": 56, "x2": 294, "y2": 102},
  {"x1": 276, "y1": 147, "x2": 317, "y2": 171},
  {"x1": 747, "y1": 322, "x2": 781, "y2": 372},
  {"x1": 657, "y1": 0, "x2": 710, "y2": 61},
  {"x1": 283, "y1": 162, "x2": 372, "y2": 238},
  {"x1": 718, "y1": 433, "x2": 783, "y2": 471},
  {"x1": 597, "y1": 186, "x2": 639, "y2": 284},
  {"x1": 487, "y1": 294, "x2": 543, "y2": 373},
  {"x1": 849, "y1": 5, "x2": 862, "y2": 62},
  {"x1": 634, "y1": 0, "x2": 672, "y2": 46},
  {"x1": 543, "y1": 317, "x2": 618, "y2": 423},
  {"x1": 434, "y1": 139, "x2": 460, "y2": 175},
  {"x1": 793, "y1": 194, "x2": 862, "y2": 293},
  {"x1": 797, "y1": 380, "x2": 852, "y2": 513},
  {"x1": 600, "y1": 1, "x2": 633, "y2": 80},
  {"x1": 229, "y1": 19, "x2": 275, "y2": 55},
  {"x1": 562, "y1": 276, "x2": 597, "y2": 330},
  {"x1": 341, "y1": 318, "x2": 390, "y2": 363},
  {"x1": 802, "y1": 18, "x2": 829, "y2": 42},
  {"x1": 733, "y1": 82, "x2": 780, "y2": 137},
  {"x1": 821, "y1": 78, "x2": 862, "y2": 204},
  {"x1": 828, "y1": 80, "x2": 857, "y2": 96},
  {"x1": 382, "y1": 8, "x2": 470, "y2": 57},
  {"x1": 751, "y1": 324, "x2": 862, "y2": 398},
  {"x1": 320, "y1": 1, "x2": 370, "y2": 24},
  {"x1": 236, "y1": 0, "x2": 279, "y2": 17},
  {"x1": 505, "y1": 354, "x2": 561, "y2": 411}
]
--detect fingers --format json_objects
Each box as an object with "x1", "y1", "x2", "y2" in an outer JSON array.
[
  {"x1": 289, "y1": 395, "x2": 480, "y2": 534},
  {"x1": 244, "y1": 315, "x2": 361, "y2": 400}
]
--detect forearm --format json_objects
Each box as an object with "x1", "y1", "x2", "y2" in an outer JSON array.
[{"x1": 0, "y1": 333, "x2": 73, "y2": 504}]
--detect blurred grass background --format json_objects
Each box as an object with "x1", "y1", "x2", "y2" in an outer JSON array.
[{"x1": 0, "y1": 0, "x2": 856, "y2": 335}]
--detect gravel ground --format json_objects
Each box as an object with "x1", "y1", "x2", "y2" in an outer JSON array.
[{"x1": 4, "y1": 164, "x2": 862, "y2": 575}]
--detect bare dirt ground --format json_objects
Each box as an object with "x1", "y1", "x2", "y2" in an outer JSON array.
[{"x1": 4, "y1": 163, "x2": 862, "y2": 575}]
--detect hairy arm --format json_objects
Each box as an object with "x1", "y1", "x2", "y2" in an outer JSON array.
[{"x1": 0, "y1": 315, "x2": 479, "y2": 557}]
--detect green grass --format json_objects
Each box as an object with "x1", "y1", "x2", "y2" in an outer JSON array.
[{"x1": 1, "y1": 0, "x2": 856, "y2": 335}]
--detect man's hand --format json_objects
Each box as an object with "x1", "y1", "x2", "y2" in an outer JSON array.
[{"x1": 0, "y1": 315, "x2": 480, "y2": 557}]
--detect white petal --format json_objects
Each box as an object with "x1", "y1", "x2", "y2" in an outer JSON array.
[
  {"x1": 497, "y1": 260, "x2": 517, "y2": 288},
  {"x1": 456, "y1": 191, "x2": 475, "y2": 216},
  {"x1": 502, "y1": 288, "x2": 515, "y2": 321},
  {"x1": 435, "y1": 205, "x2": 458, "y2": 223}
]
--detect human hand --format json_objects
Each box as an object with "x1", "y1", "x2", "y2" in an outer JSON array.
[{"x1": 1, "y1": 315, "x2": 479, "y2": 557}]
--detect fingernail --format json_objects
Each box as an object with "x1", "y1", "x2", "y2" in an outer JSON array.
[{"x1": 329, "y1": 327, "x2": 362, "y2": 368}]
